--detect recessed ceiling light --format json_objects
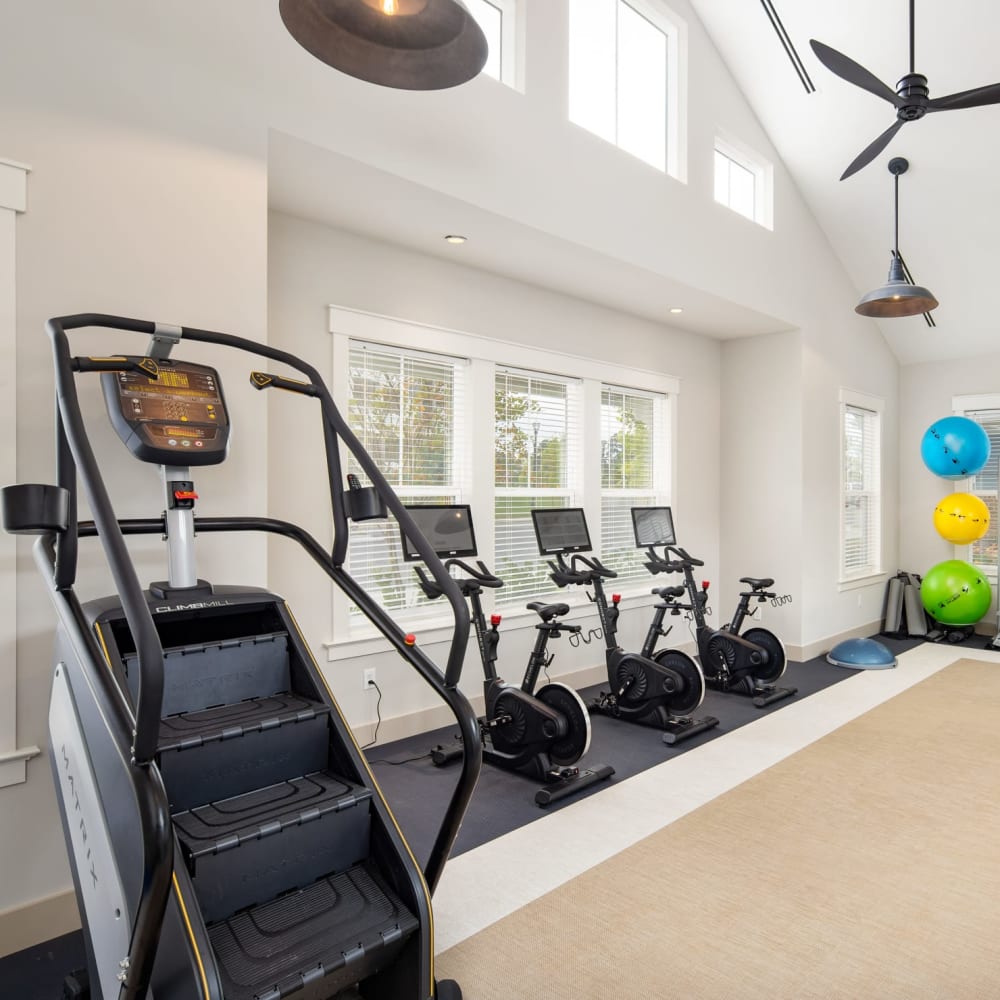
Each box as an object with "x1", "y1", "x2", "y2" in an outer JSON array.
[
  {"x1": 669, "y1": 307, "x2": 683, "y2": 314},
  {"x1": 444, "y1": 234, "x2": 468, "y2": 245}
]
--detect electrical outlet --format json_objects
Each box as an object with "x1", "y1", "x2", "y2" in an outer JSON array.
[
  {"x1": 857, "y1": 593, "x2": 863, "y2": 609},
  {"x1": 363, "y1": 667, "x2": 377, "y2": 691}
]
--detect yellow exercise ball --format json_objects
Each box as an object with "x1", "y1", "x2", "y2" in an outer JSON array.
[{"x1": 933, "y1": 492, "x2": 991, "y2": 544}]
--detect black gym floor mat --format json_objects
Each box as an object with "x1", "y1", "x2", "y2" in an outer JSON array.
[
  {"x1": 0, "y1": 930, "x2": 86, "y2": 1000},
  {"x1": 365, "y1": 634, "x2": 948, "y2": 868}
]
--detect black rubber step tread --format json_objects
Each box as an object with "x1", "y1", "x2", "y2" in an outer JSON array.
[
  {"x1": 208, "y1": 863, "x2": 420, "y2": 1000},
  {"x1": 158, "y1": 692, "x2": 329, "y2": 753},
  {"x1": 173, "y1": 771, "x2": 372, "y2": 859}
]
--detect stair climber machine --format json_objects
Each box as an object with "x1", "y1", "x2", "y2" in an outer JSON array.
[
  {"x1": 0, "y1": 314, "x2": 484, "y2": 1000},
  {"x1": 632, "y1": 506, "x2": 797, "y2": 708},
  {"x1": 400, "y1": 505, "x2": 615, "y2": 807},
  {"x1": 531, "y1": 508, "x2": 718, "y2": 746}
]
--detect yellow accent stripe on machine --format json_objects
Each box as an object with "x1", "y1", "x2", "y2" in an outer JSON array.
[
  {"x1": 284, "y1": 604, "x2": 436, "y2": 994},
  {"x1": 172, "y1": 875, "x2": 210, "y2": 998},
  {"x1": 93, "y1": 622, "x2": 114, "y2": 675},
  {"x1": 94, "y1": 623, "x2": 211, "y2": 999}
]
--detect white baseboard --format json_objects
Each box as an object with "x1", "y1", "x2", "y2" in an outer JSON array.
[{"x1": 0, "y1": 888, "x2": 79, "y2": 958}]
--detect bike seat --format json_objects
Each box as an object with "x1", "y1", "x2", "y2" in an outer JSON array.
[
  {"x1": 652, "y1": 585, "x2": 685, "y2": 599},
  {"x1": 739, "y1": 576, "x2": 774, "y2": 589},
  {"x1": 526, "y1": 601, "x2": 570, "y2": 622}
]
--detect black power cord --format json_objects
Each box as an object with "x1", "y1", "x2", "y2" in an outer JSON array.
[{"x1": 359, "y1": 679, "x2": 383, "y2": 750}]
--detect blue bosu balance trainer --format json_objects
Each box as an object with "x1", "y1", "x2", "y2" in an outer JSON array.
[{"x1": 827, "y1": 637, "x2": 898, "y2": 670}]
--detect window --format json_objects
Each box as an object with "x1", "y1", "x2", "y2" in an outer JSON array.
[
  {"x1": 346, "y1": 342, "x2": 467, "y2": 618},
  {"x1": 495, "y1": 369, "x2": 581, "y2": 608},
  {"x1": 465, "y1": 0, "x2": 518, "y2": 87},
  {"x1": 601, "y1": 386, "x2": 668, "y2": 587},
  {"x1": 331, "y1": 307, "x2": 678, "y2": 641},
  {"x1": 956, "y1": 405, "x2": 1000, "y2": 578},
  {"x1": 840, "y1": 391, "x2": 883, "y2": 582},
  {"x1": 714, "y1": 136, "x2": 772, "y2": 227},
  {"x1": 568, "y1": 0, "x2": 683, "y2": 175}
]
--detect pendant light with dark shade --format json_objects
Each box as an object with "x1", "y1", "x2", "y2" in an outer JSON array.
[
  {"x1": 279, "y1": 0, "x2": 488, "y2": 91},
  {"x1": 855, "y1": 157, "x2": 938, "y2": 318}
]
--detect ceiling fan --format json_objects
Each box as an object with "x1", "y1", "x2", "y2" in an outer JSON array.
[{"x1": 810, "y1": 0, "x2": 1000, "y2": 179}]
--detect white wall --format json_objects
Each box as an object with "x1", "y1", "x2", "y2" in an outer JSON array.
[
  {"x1": 0, "y1": 0, "x2": 902, "y2": 936},
  {"x1": 0, "y1": 24, "x2": 270, "y2": 932},
  {"x1": 267, "y1": 211, "x2": 722, "y2": 730},
  {"x1": 798, "y1": 319, "x2": 899, "y2": 649},
  {"x1": 720, "y1": 331, "x2": 803, "y2": 645},
  {"x1": 900, "y1": 355, "x2": 1000, "y2": 623}
]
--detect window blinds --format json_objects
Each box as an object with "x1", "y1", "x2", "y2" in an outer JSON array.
[
  {"x1": 494, "y1": 368, "x2": 580, "y2": 607},
  {"x1": 600, "y1": 386, "x2": 664, "y2": 587},
  {"x1": 841, "y1": 403, "x2": 881, "y2": 578},
  {"x1": 963, "y1": 408, "x2": 1000, "y2": 576},
  {"x1": 347, "y1": 342, "x2": 467, "y2": 617}
]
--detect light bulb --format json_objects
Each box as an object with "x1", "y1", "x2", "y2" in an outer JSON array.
[{"x1": 383, "y1": 0, "x2": 398, "y2": 13}]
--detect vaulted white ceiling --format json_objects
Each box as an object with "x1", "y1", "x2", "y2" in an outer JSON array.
[{"x1": 690, "y1": 0, "x2": 1000, "y2": 364}]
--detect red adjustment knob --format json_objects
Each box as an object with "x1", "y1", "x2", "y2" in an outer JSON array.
[
  {"x1": 174, "y1": 490, "x2": 199, "y2": 501},
  {"x1": 702, "y1": 580, "x2": 710, "y2": 590},
  {"x1": 490, "y1": 615, "x2": 502, "y2": 626},
  {"x1": 612, "y1": 594, "x2": 621, "y2": 604},
  {"x1": 404, "y1": 633, "x2": 416, "y2": 646}
]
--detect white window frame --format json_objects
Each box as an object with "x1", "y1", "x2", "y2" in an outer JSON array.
[
  {"x1": 838, "y1": 388, "x2": 885, "y2": 589},
  {"x1": 0, "y1": 157, "x2": 40, "y2": 787},
  {"x1": 952, "y1": 394, "x2": 1000, "y2": 583},
  {"x1": 326, "y1": 305, "x2": 679, "y2": 657},
  {"x1": 567, "y1": 0, "x2": 688, "y2": 181},
  {"x1": 714, "y1": 132, "x2": 773, "y2": 229},
  {"x1": 466, "y1": 0, "x2": 521, "y2": 90}
]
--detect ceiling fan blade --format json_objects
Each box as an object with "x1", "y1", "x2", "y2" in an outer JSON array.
[
  {"x1": 929, "y1": 82, "x2": 1000, "y2": 111},
  {"x1": 809, "y1": 40, "x2": 902, "y2": 106},
  {"x1": 840, "y1": 119, "x2": 905, "y2": 180}
]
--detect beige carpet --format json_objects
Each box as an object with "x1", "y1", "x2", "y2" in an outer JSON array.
[{"x1": 437, "y1": 658, "x2": 1000, "y2": 999}]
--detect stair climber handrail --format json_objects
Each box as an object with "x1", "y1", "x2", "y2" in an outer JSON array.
[{"x1": 42, "y1": 313, "x2": 483, "y2": 996}]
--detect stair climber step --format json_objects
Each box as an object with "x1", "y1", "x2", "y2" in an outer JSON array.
[
  {"x1": 174, "y1": 770, "x2": 373, "y2": 924},
  {"x1": 125, "y1": 630, "x2": 293, "y2": 718},
  {"x1": 158, "y1": 693, "x2": 331, "y2": 812},
  {"x1": 208, "y1": 862, "x2": 420, "y2": 1000}
]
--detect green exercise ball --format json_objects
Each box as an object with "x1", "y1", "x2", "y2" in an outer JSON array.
[{"x1": 920, "y1": 559, "x2": 991, "y2": 626}]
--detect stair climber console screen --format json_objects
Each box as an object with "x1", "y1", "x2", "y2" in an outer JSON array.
[{"x1": 101, "y1": 359, "x2": 230, "y2": 465}]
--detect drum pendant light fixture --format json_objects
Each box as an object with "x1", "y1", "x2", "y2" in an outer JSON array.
[
  {"x1": 855, "y1": 157, "x2": 938, "y2": 318},
  {"x1": 279, "y1": 0, "x2": 488, "y2": 90}
]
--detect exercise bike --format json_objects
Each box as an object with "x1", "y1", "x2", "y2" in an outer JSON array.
[
  {"x1": 2, "y1": 313, "x2": 481, "y2": 1000},
  {"x1": 402, "y1": 505, "x2": 614, "y2": 807},
  {"x1": 632, "y1": 506, "x2": 797, "y2": 708},
  {"x1": 531, "y1": 508, "x2": 718, "y2": 746}
]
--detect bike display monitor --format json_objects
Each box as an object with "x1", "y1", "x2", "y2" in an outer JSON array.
[
  {"x1": 631, "y1": 506, "x2": 676, "y2": 548},
  {"x1": 400, "y1": 504, "x2": 478, "y2": 561},
  {"x1": 532, "y1": 508, "x2": 593, "y2": 556},
  {"x1": 101, "y1": 358, "x2": 230, "y2": 466}
]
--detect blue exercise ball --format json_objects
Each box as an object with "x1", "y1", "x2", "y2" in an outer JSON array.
[{"x1": 920, "y1": 416, "x2": 991, "y2": 479}]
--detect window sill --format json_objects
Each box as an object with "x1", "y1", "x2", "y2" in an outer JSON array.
[
  {"x1": 0, "y1": 746, "x2": 41, "y2": 788},
  {"x1": 324, "y1": 589, "x2": 658, "y2": 661},
  {"x1": 837, "y1": 573, "x2": 887, "y2": 593}
]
